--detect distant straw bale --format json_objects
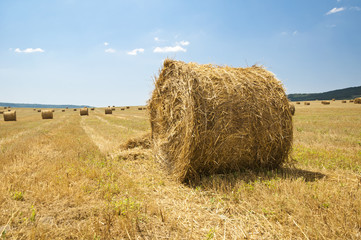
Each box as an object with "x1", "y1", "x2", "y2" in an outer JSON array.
[
  {"x1": 52, "y1": 109, "x2": 55, "y2": 112},
  {"x1": 332, "y1": 98, "x2": 335, "y2": 101},
  {"x1": 149, "y1": 59, "x2": 293, "y2": 182},
  {"x1": 80, "y1": 108, "x2": 89, "y2": 116},
  {"x1": 62, "y1": 109, "x2": 65, "y2": 112},
  {"x1": 41, "y1": 110, "x2": 53, "y2": 119},
  {"x1": 304, "y1": 102, "x2": 310, "y2": 105},
  {"x1": 73, "y1": 109, "x2": 77, "y2": 111},
  {"x1": 289, "y1": 104, "x2": 295, "y2": 116},
  {"x1": 296, "y1": 102, "x2": 300, "y2": 104},
  {"x1": 138, "y1": 108, "x2": 143, "y2": 110},
  {"x1": 91, "y1": 108, "x2": 95, "y2": 111},
  {"x1": 354, "y1": 98, "x2": 361, "y2": 104},
  {"x1": 37, "y1": 110, "x2": 41, "y2": 112},
  {"x1": 321, "y1": 101, "x2": 330, "y2": 105},
  {"x1": 350, "y1": 100, "x2": 354, "y2": 103},
  {"x1": 121, "y1": 108, "x2": 125, "y2": 110},
  {"x1": 4, "y1": 107, "x2": 7, "y2": 109},
  {"x1": 0, "y1": 110, "x2": 3, "y2": 114},
  {"x1": 112, "y1": 107, "x2": 116, "y2": 111},
  {"x1": 342, "y1": 100, "x2": 347, "y2": 103},
  {"x1": 105, "y1": 107, "x2": 112, "y2": 114},
  {"x1": 3, "y1": 111, "x2": 16, "y2": 121},
  {"x1": 126, "y1": 106, "x2": 130, "y2": 109}
]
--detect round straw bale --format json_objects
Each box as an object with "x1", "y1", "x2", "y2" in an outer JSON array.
[
  {"x1": 91, "y1": 108, "x2": 95, "y2": 111},
  {"x1": 121, "y1": 108, "x2": 125, "y2": 110},
  {"x1": 332, "y1": 98, "x2": 335, "y2": 101},
  {"x1": 37, "y1": 109, "x2": 41, "y2": 112},
  {"x1": 296, "y1": 102, "x2": 300, "y2": 104},
  {"x1": 126, "y1": 106, "x2": 130, "y2": 109},
  {"x1": 138, "y1": 108, "x2": 143, "y2": 110},
  {"x1": 73, "y1": 109, "x2": 77, "y2": 111},
  {"x1": 105, "y1": 107, "x2": 112, "y2": 114},
  {"x1": 4, "y1": 107, "x2": 7, "y2": 109},
  {"x1": 289, "y1": 104, "x2": 295, "y2": 116},
  {"x1": 41, "y1": 110, "x2": 53, "y2": 119},
  {"x1": 8, "y1": 109, "x2": 11, "y2": 112},
  {"x1": 149, "y1": 60, "x2": 293, "y2": 182},
  {"x1": 33, "y1": 108, "x2": 36, "y2": 111},
  {"x1": 354, "y1": 98, "x2": 361, "y2": 104},
  {"x1": 350, "y1": 100, "x2": 354, "y2": 103},
  {"x1": 62, "y1": 109, "x2": 65, "y2": 112},
  {"x1": 342, "y1": 100, "x2": 347, "y2": 103},
  {"x1": 304, "y1": 102, "x2": 310, "y2": 105},
  {"x1": 112, "y1": 107, "x2": 116, "y2": 111},
  {"x1": 0, "y1": 110, "x2": 4, "y2": 114},
  {"x1": 321, "y1": 101, "x2": 330, "y2": 105},
  {"x1": 3, "y1": 111, "x2": 16, "y2": 121},
  {"x1": 80, "y1": 108, "x2": 89, "y2": 116},
  {"x1": 52, "y1": 109, "x2": 55, "y2": 112}
]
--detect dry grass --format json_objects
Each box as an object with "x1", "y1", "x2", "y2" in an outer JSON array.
[{"x1": 0, "y1": 102, "x2": 360, "y2": 239}]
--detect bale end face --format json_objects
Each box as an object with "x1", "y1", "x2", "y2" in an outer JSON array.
[{"x1": 149, "y1": 60, "x2": 293, "y2": 182}]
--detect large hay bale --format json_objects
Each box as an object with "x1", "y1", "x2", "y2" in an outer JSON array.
[
  {"x1": 289, "y1": 104, "x2": 295, "y2": 116},
  {"x1": 80, "y1": 108, "x2": 89, "y2": 116},
  {"x1": 354, "y1": 98, "x2": 361, "y2": 104},
  {"x1": 41, "y1": 110, "x2": 53, "y2": 119},
  {"x1": 149, "y1": 60, "x2": 293, "y2": 182},
  {"x1": 321, "y1": 101, "x2": 330, "y2": 105},
  {"x1": 105, "y1": 107, "x2": 112, "y2": 114},
  {"x1": 3, "y1": 111, "x2": 16, "y2": 121}
]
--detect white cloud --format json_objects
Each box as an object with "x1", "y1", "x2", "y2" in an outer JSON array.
[
  {"x1": 105, "y1": 48, "x2": 116, "y2": 53},
  {"x1": 350, "y1": 6, "x2": 361, "y2": 11},
  {"x1": 154, "y1": 37, "x2": 160, "y2": 42},
  {"x1": 154, "y1": 45, "x2": 186, "y2": 53},
  {"x1": 104, "y1": 42, "x2": 109, "y2": 46},
  {"x1": 326, "y1": 7, "x2": 345, "y2": 15},
  {"x1": 178, "y1": 40, "x2": 190, "y2": 46},
  {"x1": 14, "y1": 48, "x2": 45, "y2": 53},
  {"x1": 292, "y1": 30, "x2": 298, "y2": 36},
  {"x1": 127, "y1": 48, "x2": 145, "y2": 56}
]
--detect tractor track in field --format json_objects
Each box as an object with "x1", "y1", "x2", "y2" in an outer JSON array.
[
  {"x1": 0, "y1": 115, "x2": 67, "y2": 147},
  {"x1": 94, "y1": 115, "x2": 143, "y2": 134}
]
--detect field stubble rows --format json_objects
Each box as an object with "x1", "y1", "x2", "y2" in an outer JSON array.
[{"x1": 0, "y1": 102, "x2": 360, "y2": 239}]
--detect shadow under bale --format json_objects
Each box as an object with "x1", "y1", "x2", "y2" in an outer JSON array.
[{"x1": 149, "y1": 59, "x2": 293, "y2": 183}]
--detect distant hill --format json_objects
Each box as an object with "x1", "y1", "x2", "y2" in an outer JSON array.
[
  {"x1": 288, "y1": 86, "x2": 361, "y2": 101},
  {"x1": 0, "y1": 102, "x2": 93, "y2": 109}
]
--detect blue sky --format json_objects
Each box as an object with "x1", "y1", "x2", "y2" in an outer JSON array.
[{"x1": 1, "y1": 0, "x2": 360, "y2": 106}]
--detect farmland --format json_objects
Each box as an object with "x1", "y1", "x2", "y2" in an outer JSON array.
[{"x1": 0, "y1": 102, "x2": 361, "y2": 239}]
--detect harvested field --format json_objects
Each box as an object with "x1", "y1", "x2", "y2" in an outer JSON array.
[{"x1": 0, "y1": 103, "x2": 360, "y2": 239}]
